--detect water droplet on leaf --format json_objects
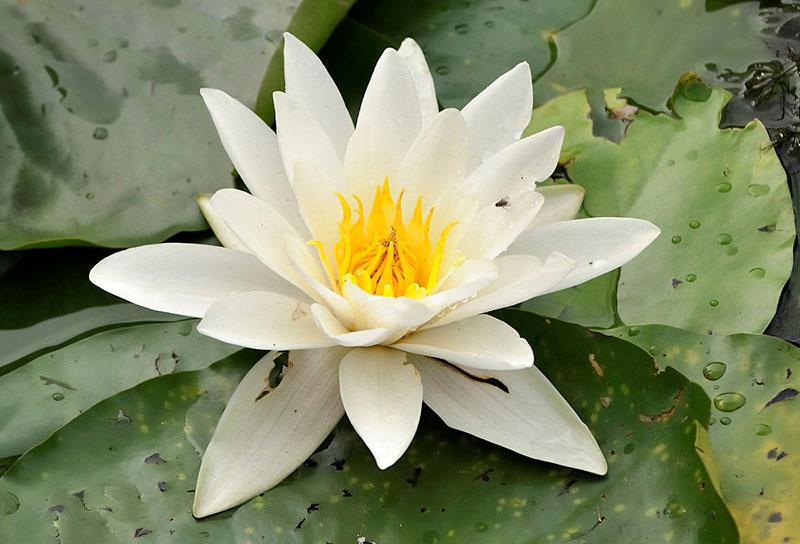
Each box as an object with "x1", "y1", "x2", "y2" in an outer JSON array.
[
  {"x1": 714, "y1": 392, "x2": 746, "y2": 412},
  {"x1": 702, "y1": 362, "x2": 726, "y2": 381}
]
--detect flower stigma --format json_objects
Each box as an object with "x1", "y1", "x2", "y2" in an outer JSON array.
[{"x1": 308, "y1": 179, "x2": 458, "y2": 299}]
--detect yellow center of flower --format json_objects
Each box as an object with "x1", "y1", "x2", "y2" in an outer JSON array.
[{"x1": 308, "y1": 179, "x2": 457, "y2": 299}]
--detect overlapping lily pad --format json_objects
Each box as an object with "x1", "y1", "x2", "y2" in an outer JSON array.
[
  {"x1": 0, "y1": 0, "x2": 302, "y2": 249},
  {"x1": 605, "y1": 324, "x2": 800, "y2": 543},
  {"x1": 0, "y1": 320, "x2": 244, "y2": 458},
  {"x1": 0, "y1": 311, "x2": 737, "y2": 542},
  {"x1": 535, "y1": 0, "x2": 771, "y2": 109},
  {"x1": 525, "y1": 80, "x2": 795, "y2": 335}
]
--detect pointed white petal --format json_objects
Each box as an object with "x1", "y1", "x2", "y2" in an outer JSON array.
[
  {"x1": 291, "y1": 161, "x2": 341, "y2": 250},
  {"x1": 415, "y1": 356, "x2": 607, "y2": 475},
  {"x1": 507, "y1": 217, "x2": 661, "y2": 292},
  {"x1": 530, "y1": 185, "x2": 585, "y2": 228},
  {"x1": 196, "y1": 194, "x2": 248, "y2": 251},
  {"x1": 465, "y1": 126, "x2": 564, "y2": 208},
  {"x1": 460, "y1": 189, "x2": 545, "y2": 260},
  {"x1": 197, "y1": 292, "x2": 334, "y2": 350},
  {"x1": 462, "y1": 62, "x2": 533, "y2": 172},
  {"x1": 311, "y1": 304, "x2": 395, "y2": 347},
  {"x1": 208, "y1": 189, "x2": 312, "y2": 295},
  {"x1": 339, "y1": 347, "x2": 422, "y2": 469},
  {"x1": 399, "y1": 108, "x2": 467, "y2": 206},
  {"x1": 193, "y1": 349, "x2": 346, "y2": 517},
  {"x1": 89, "y1": 243, "x2": 304, "y2": 318},
  {"x1": 393, "y1": 314, "x2": 533, "y2": 371},
  {"x1": 199, "y1": 88, "x2": 306, "y2": 235},
  {"x1": 283, "y1": 236, "x2": 356, "y2": 327},
  {"x1": 429, "y1": 253, "x2": 576, "y2": 327},
  {"x1": 274, "y1": 91, "x2": 344, "y2": 189},
  {"x1": 397, "y1": 38, "x2": 438, "y2": 127},
  {"x1": 282, "y1": 33, "x2": 354, "y2": 158},
  {"x1": 428, "y1": 182, "x2": 480, "y2": 272},
  {"x1": 344, "y1": 48, "x2": 422, "y2": 198},
  {"x1": 343, "y1": 280, "x2": 436, "y2": 337}
]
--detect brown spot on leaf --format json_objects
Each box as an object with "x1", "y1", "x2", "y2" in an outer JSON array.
[{"x1": 589, "y1": 353, "x2": 604, "y2": 377}]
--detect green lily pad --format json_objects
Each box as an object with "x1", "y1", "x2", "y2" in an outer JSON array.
[
  {"x1": 0, "y1": 0, "x2": 302, "y2": 249},
  {"x1": 0, "y1": 249, "x2": 179, "y2": 373},
  {"x1": 0, "y1": 320, "x2": 243, "y2": 458},
  {"x1": 319, "y1": 0, "x2": 593, "y2": 111},
  {"x1": 521, "y1": 271, "x2": 619, "y2": 329},
  {"x1": 0, "y1": 311, "x2": 737, "y2": 542},
  {"x1": 605, "y1": 324, "x2": 800, "y2": 543},
  {"x1": 525, "y1": 81, "x2": 794, "y2": 335},
  {"x1": 535, "y1": 0, "x2": 772, "y2": 110}
]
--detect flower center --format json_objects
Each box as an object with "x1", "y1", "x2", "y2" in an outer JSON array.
[{"x1": 308, "y1": 179, "x2": 457, "y2": 299}]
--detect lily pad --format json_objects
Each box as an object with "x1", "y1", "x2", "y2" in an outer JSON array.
[
  {"x1": 525, "y1": 81, "x2": 794, "y2": 335},
  {"x1": 0, "y1": 311, "x2": 737, "y2": 542},
  {"x1": 0, "y1": 0, "x2": 301, "y2": 249},
  {"x1": 0, "y1": 249, "x2": 178, "y2": 373},
  {"x1": 535, "y1": 0, "x2": 772, "y2": 109},
  {"x1": 605, "y1": 324, "x2": 800, "y2": 543},
  {"x1": 0, "y1": 320, "x2": 243, "y2": 458}
]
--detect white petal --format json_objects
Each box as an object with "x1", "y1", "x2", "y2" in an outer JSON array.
[
  {"x1": 397, "y1": 38, "x2": 438, "y2": 127},
  {"x1": 208, "y1": 189, "x2": 312, "y2": 295},
  {"x1": 282, "y1": 32, "x2": 354, "y2": 158},
  {"x1": 399, "y1": 108, "x2": 467, "y2": 206},
  {"x1": 199, "y1": 88, "x2": 307, "y2": 235},
  {"x1": 193, "y1": 349, "x2": 346, "y2": 517},
  {"x1": 197, "y1": 292, "x2": 334, "y2": 350},
  {"x1": 530, "y1": 185, "x2": 585, "y2": 228},
  {"x1": 311, "y1": 304, "x2": 395, "y2": 347},
  {"x1": 462, "y1": 62, "x2": 533, "y2": 172},
  {"x1": 423, "y1": 259, "x2": 498, "y2": 313},
  {"x1": 196, "y1": 194, "x2": 247, "y2": 251},
  {"x1": 343, "y1": 280, "x2": 436, "y2": 338},
  {"x1": 393, "y1": 314, "x2": 533, "y2": 371},
  {"x1": 339, "y1": 347, "x2": 422, "y2": 469},
  {"x1": 283, "y1": 236, "x2": 356, "y2": 327},
  {"x1": 274, "y1": 91, "x2": 343, "y2": 188},
  {"x1": 428, "y1": 182, "x2": 480, "y2": 271},
  {"x1": 465, "y1": 126, "x2": 564, "y2": 208},
  {"x1": 291, "y1": 161, "x2": 340, "y2": 250},
  {"x1": 89, "y1": 243, "x2": 304, "y2": 318},
  {"x1": 344, "y1": 48, "x2": 422, "y2": 199},
  {"x1": 415, "y1": 356, "x2": 607, "y2": 475},
  {"x1": 507, "y1": 217, "x2": 661, "y2": 292},
  {"x1": 429, "y1": 253, "x2": 576, "y2": 327},
  {"x1": 460, "y1": 189, "x2": 545, "y2": 260}
]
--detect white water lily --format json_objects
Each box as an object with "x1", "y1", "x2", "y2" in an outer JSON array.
[{"x1": 90, "y1": 33, "x2": 659, "y2": 518}]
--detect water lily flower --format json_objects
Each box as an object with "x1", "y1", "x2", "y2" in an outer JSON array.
[{"x1": 90, "y1": 33, "x2": 659, "y2": 518}]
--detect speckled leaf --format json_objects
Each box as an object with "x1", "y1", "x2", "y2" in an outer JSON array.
[
  {"x1": 0, "y1": 249, "x2": 178, "y2": 373},
  {"x1": 521, "y1": 271, "x2": 618, "y2": 329},
  {"x1": 535, "y1": 0, "x2": 772, "y2": 109},
  {"x1": 318, "y1": 0, "x2": 593, "y2": 112},
  {"x1": 0, "y1": 0, "x2": 302, "y2": 249},
  {"x1": 526, "y1": 81, "x2": 794, "y2": 335},
  {"x1": 605, "y1": 325, "x2": 800, "y2": 543},
  {"x1": 0, "y1": 311, "x2": 737, "y2": 542},
  {"x1": 0, "y1": 320, "x2": 242, "y2": 458}
]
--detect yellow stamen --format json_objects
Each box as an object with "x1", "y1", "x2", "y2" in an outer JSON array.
[{"x1": 308, "y1": 180, "x2": 457, "y2": 298}]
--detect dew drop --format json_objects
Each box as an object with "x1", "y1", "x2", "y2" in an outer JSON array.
[
  {"x1": 756, "y1": 423, "x2": 773, "y2": 436},
  {"x1": 689, "y1": 220, "x2": 701, "y2": 229},
  {"x1": 719, "y1": 416, "x2": 732, "y2": 425},
  {"x1": 92, "y1": 127, "x2": 108, "y2": 140},
  {"x1": 709, "y1": 299, "x2": 719, "y2": 307},
  {"x1": 664, "y1": 501, "x2": 687, "y2": 519},
  {"x1": 383, "y1": 414, "x2": 402, "y2": 424},
  {"x1": 685, "y1": 273, "x2": 697, "y2": 282},
  {"x1": 51, "y1": 392, "x2": 65, "y2": 401},
  {"x1": 102, "y1": 50, "x2": 117, "y2": 63},
  {"x1": 85, "y1": 192, "x2": 95, "y2": 200},
  {"x1": 454, "y1": 23, "x2": 470, "y2": 34},
  {"x1": 709, "y1": 417, "x2": 717, "y2": 425},
  {"x1": 0, "y1": 491, "x2": 20, "y2": 516},
  {"x1": 474, "y1": 522, "x2": 489, "y2": 533},
  {"x1": 716, "y1": 181, "x2": 732, "y2": 193},
  {"x1": 716, "y1": 233, "x2": 732, "y2": 246},
  {"x1": 749, "y1": 267, "x2": 766, "y2": 279},
  {"x1": 702, "y1": 361, "x2": 726, "y2": 381},
  {"x1": 628, "y1": 327, "x2": 640, "y2": 337},
  {"x1": 671, "y1": 235, "x2": 682, "y2": 244},
  {"x1": 435, "y1": 65, "x2": 450, "y2": 75},
  {"x1": 747, "y1": 184, "x2": 770, "y2": 197},
  {"x1": 714, "y1": 392, "x2": 746, "y2": 412}
]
